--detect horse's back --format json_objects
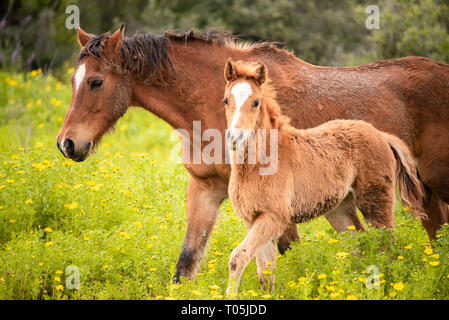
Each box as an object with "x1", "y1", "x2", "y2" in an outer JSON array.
[{"x1": 276, "y1": 56, "x2": 449, "y2": 150}]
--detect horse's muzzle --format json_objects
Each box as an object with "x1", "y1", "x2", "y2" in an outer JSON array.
[{"x1": 57, "y1": 139, "x2": 91, "y2": 162}]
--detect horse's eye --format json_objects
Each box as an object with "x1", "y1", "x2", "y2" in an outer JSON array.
[
  {"x1": 224, "y1": 97, "x2": 229, "y2": 105},
  {"x1": 90, "y1": 80, "x2": 103, "y2": 90},
  {"x1": 253, "y1": 100, "x2": 260, "y2": 108}
]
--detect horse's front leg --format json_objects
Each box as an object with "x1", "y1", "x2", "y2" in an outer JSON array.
[
  {"x1": 227, "y1": 212, "x2": 287, "y2": 297},
  {"x1": 175, "y1": 176, "x2": 228, "y2": 281}
]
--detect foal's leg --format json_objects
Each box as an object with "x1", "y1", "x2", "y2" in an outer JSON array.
[
  {"x1": 325, "y1": 193, "x2": 365, "y2": 232},
  {"x1": 227, "y1": 212, "x2": 287, "y2": 297},
  {"x1": 255, "y1": 240, "x2": 277, "y2": 292},
  {"x1": 277, "y1": 223, "x2": 300, "y2": 254},
  {"x1": 354, "y1": 184, "x2": 396, "y2": 229},
  {"x1": 355, "y1": 183, "x2": 397, "y2": 253}
]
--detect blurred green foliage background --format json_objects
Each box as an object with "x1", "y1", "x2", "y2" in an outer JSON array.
[{"x1": 1, "y1": 0, "x2": 449, "y2": 75}]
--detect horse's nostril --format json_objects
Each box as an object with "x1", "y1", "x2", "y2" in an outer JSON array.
[{"x1": 63, "y1": 139, "x2": 75, "y2": 157}]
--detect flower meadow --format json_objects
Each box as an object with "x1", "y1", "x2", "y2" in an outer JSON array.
[{"x1": 1, "y1": 70, "x2": 449, "y2": 300}]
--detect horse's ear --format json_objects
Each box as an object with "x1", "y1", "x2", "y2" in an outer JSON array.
[
  {"x1": 77, "y1": 27, "x2": 90, "y2": 47},
  {"x1": 254, "y1": 62, "x2": 267, "y2": 85},
  {"x1": 104, "y1": 24, "x2": 125, "y2": 60},
  {"x1": 224, "y1": 58, "x2": 237, "y2": 82}
]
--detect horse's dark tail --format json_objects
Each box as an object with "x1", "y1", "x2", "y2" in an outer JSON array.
[{"x1": 385, "y1": 133, "x2": 426, "y2": 220}]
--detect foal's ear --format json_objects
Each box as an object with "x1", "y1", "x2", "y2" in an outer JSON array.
[
  {"x1": 77, "y1": 27, "x2": 91, "y2": 47},
  {"x1": 104, "y1": 24, "x2": 125, "y2": 60},
  {"x1": 254, "y1": 62, "x2": 267, "y2": 85},
  {"x1": 224, "y1": 58, "x2": 237, "y2": 82}
]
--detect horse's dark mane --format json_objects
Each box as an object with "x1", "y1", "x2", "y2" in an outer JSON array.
[
  {"x1": 78, "y1": 28, "x2": 289, "y2": 85},
  {"x1": 165, "y1": 28, "x2": 236, "y2": 45}
]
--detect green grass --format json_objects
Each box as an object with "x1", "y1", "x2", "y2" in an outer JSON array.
[{"x1": 0, "y1": 70, "x2": 449, "y2": 300}]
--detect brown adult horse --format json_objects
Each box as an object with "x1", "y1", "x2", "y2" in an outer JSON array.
[{"x1": 57, "y1": 25, "x2": 449, "y2": 281}]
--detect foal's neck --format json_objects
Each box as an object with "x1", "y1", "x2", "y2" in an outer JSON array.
[{"x1": 230, "y1": 102, "x2": 281, "y2": 173}]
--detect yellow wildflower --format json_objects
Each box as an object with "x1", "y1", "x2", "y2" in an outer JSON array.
[
  {"x1": 64, "y1": 202, "x2": 78, "y2": 210},
  {"x1": 315, "y1": 231, "x2": 325, "y2": 239},
  {"x1": 55, "y1": 284, "x2": 64, "y2": 291},
  {"x1": 336, "y1": 252, "x2": 349, "y2": 260},
  {"x1": 191, "y1": 290, "x2": 201, "y2": 296},
  {"x1": 393, "y1": 282, "x2": 404, "y2": 291}
]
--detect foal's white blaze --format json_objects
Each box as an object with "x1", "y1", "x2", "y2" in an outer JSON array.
[
  {"x1": 74, "y1": 63, "x2": 86, "y2": 93},
  {"x1": 230, "y1": 82, "x2": 252, "y2": 129}
]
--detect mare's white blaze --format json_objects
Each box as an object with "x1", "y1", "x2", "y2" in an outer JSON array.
[
  {"x1": 74, "y1": 63, "x2": 86, "y2": 93},
  {"x1": 230, "y1": 82, "x2": 252, "y2": 129}
]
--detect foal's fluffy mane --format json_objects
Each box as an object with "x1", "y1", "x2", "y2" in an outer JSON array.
[{"x1": 231, "y1": 60, "x2": 291, "y2": 130}]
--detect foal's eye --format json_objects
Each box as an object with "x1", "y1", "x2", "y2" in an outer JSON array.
[
  {"x1": 90, "y1": 80, "x2": 103, "y2": 90},
  {"x1": 253, "y1": 100, "x2": 260, "y2": 108},
  {"x1": 224, "y1": 97, "x2": 229, "y2": 105}
]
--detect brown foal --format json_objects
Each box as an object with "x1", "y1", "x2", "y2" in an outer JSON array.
[{"x1": 223, "y1": 59, "x2": 425, "y2": 295}]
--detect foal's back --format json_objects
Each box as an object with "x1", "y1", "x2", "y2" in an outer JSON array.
[{"x1": 281, "y1": 119, "x2": 398, "y2": 223}]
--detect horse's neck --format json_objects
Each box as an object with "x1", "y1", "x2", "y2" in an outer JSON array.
[
  {"x1": 130, "y1": 40, "x2": 310, "y2": 135},
  {"x1": 130, "y1": 41, "x2": 237, "y2": 134}
]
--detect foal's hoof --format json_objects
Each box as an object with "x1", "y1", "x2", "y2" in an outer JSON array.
[{"x1": 226, "y1": 288, "x2": 238, "y2": 299}]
